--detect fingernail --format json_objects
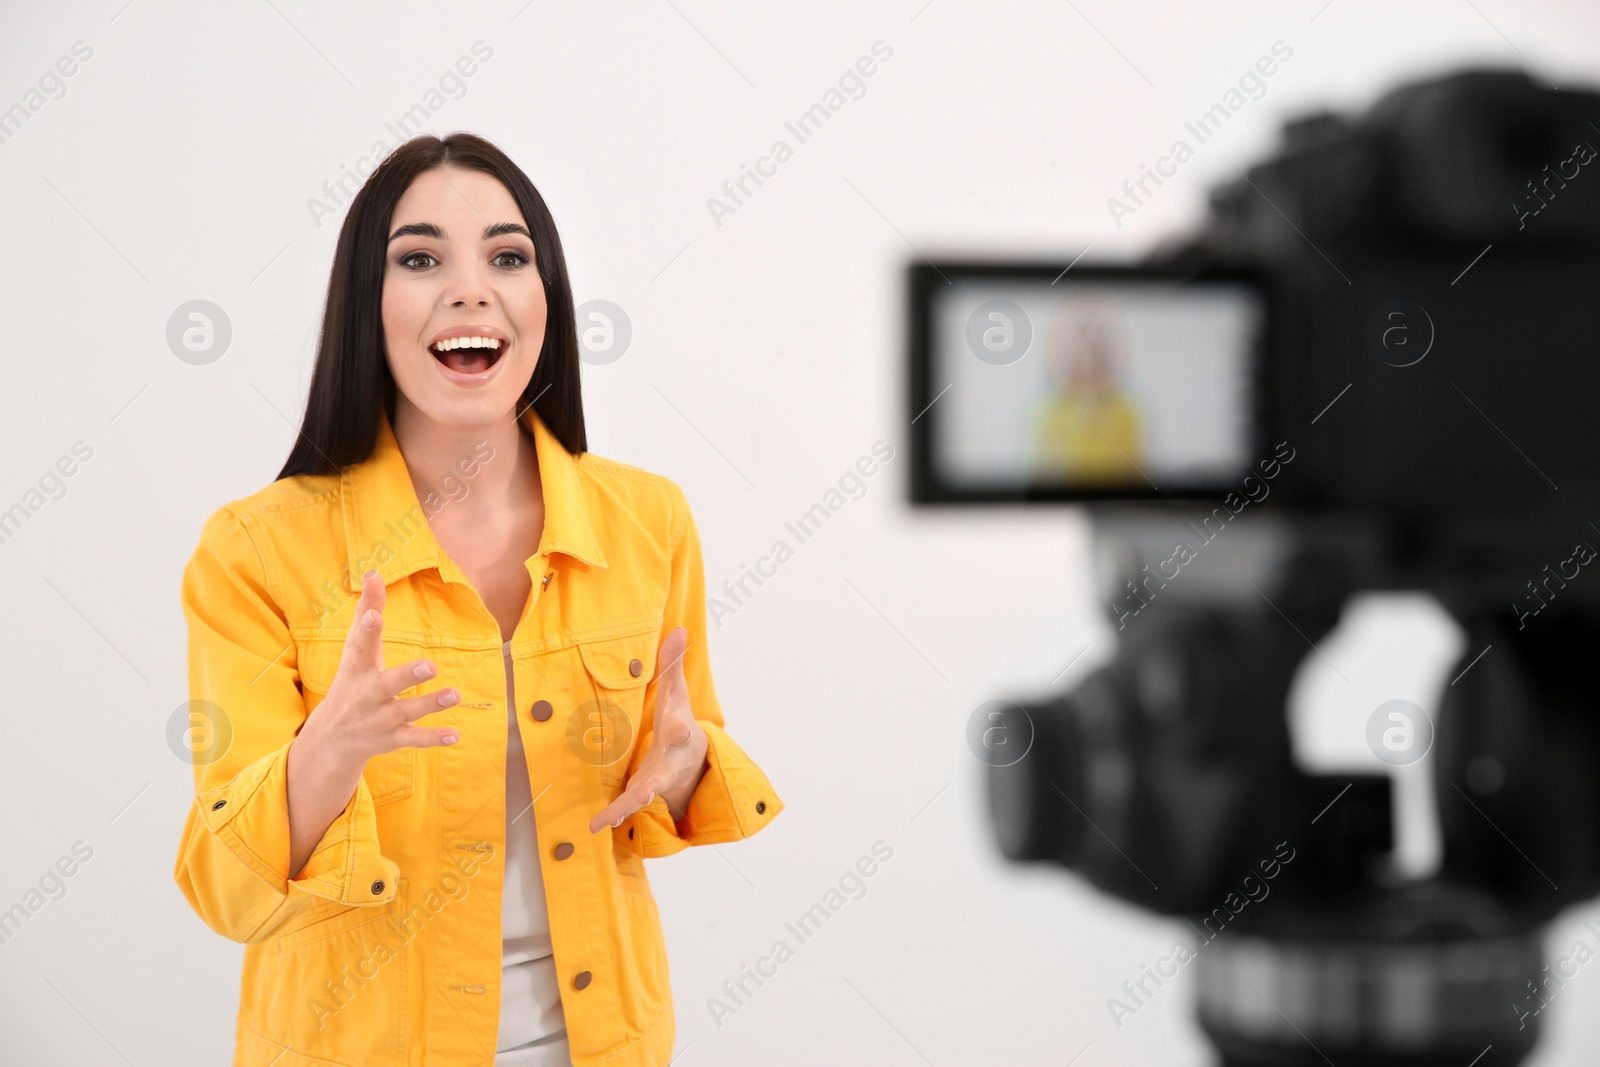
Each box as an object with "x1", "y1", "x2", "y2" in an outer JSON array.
[
  {"x1": 416, "y1": 661, "x2": 436, "y2": 680},
  {"x1": 438, "y1": 688, "x2": 458, "y2": 706},
  {"x1": 444, "y1": 734, "x2": 459, "y2": 745},
  {"x1": 364, "y1": 568, "x2": 378, "y2": 581}
]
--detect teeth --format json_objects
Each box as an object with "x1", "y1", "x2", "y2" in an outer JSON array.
[{"x1": 432, "y1": 336, "x2": 503, "y2": 352}]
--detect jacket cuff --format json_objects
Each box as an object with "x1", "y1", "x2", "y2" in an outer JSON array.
[
  {"x1": 194, "y1": 740, "x2": 400, "y2": 909},
  {"x1": 630, "y1": 719, "x2": 783, "y2": 857}
]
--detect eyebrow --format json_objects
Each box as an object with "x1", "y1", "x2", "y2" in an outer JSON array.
[{"x1": 387, "y1": 221, "x2": 533, "y2": 243}]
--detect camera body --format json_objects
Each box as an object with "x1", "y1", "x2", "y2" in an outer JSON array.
[{"x1": 940, "y1": 70, "x2": 1600, "y2": 1065}]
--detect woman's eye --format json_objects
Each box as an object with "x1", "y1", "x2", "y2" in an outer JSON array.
[{"x1": 397, "y1": 250, "x2": 528, "y2": 270}]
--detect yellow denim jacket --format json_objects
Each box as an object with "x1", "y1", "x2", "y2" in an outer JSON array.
[{"x1": 173, "y1": 405, "x2": 784, "y2": 1066}]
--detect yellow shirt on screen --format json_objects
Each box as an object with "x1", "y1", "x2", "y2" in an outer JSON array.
[{"x1": 1031, "y1": 391, "x2": 1144, "y2": 484}]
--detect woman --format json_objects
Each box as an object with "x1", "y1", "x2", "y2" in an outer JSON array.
[
  {"x1": 173, "y1": 133, "x2": 784, "y2": 1067},
  {"x1": 1029, "y1": 296, "x2": 1144, "y2": 485}
]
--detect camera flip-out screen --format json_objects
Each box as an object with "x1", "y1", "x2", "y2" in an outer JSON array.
[{"x1": 910, "y1": 265, "x2": 1267, "y2": 502}]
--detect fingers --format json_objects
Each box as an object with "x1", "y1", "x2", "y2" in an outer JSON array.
[
  {"x1": 391, "y1": 722, "x2": 461, "y2": 749},
  {"x1": 391, "y1": 685, "x2": 461, "y2": 723},
  {"x1": 344, "y1": 569, "x2": 388, "y2": 672},
  {"x1": 586, "y1": 726, "x2": 694, "y2": 833},
  {"x1": 588, "y1": 775, "x2": 663, "y2": 833},
  {"x1": 375, "y1": 657, "x2": 441, "y2": 702},
  {"x1": 645, "y1": 716, "x2": 694, "y2": 750},
  {"x1": 588, "y1": 799, "x2": 635, "y2": 834},
  {"x1": 651, "y1": 627, "x2": 691, "y2": 722},
  {"x1": 654, "y1": 626, "x2": 689, "y2": 688}
]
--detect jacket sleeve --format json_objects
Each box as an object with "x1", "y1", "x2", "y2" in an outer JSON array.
[
  {"x1": 173, "y1": 504, "x2": 399, "y2": 945},
  {"x1": 628, "y1": 485, "x2": 785, "y2": 858}
]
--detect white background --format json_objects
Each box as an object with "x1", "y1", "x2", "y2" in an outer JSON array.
[{"x1": 2, "y1": 2, "x2": 1598, "y2": 1065}]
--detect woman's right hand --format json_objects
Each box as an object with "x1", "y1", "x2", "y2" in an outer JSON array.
[{"x1": 301, "y1": 568, "x2": 462, "y2": 770}]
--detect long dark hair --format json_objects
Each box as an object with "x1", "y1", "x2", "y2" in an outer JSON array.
[{"x1": 276, "y1": 132, "x2": 585, "y2": 480}]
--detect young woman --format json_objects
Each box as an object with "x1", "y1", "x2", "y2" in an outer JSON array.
[{"x1": 173, "y1": 133, "x2": 784, "y2": 1067}]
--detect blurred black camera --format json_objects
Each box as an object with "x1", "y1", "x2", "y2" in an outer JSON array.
[{"x1": 911, "y1": 70, "x2": 1600, "y2": 1066}]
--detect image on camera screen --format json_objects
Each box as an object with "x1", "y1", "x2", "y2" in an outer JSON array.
[{"x1": 927, "y1": 276, "x2": 1263, "y2": 497}]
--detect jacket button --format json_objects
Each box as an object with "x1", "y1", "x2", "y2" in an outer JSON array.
[
  {"x1": 211, "y1": 800, "x2": 227, "y2": 811},
  {"x1": 756, "y1": 801, "x2": 766, "y2": 814},
  {"x1": 553, "y1": 842, "x2": 574, "y2": 860},
  {"x1": 541, "y1": 573, "x2": 553, "y2": 589},
  {"x1": 573, "y1": 970, "x2": 592, "y2": 990},
  {"x1": 629, "y1": 658, "x2": 643, "y2": 677},
  {"x1": 531, "y1": 700, "x2": 553, "y2": 722},
  {"x1": 371, "y1": 879, "x2": 385, "y2": 894}
]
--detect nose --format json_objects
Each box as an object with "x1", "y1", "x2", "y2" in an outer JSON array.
[{"x1": 442, "y1": 257, "x2": 494, "y2": 309}]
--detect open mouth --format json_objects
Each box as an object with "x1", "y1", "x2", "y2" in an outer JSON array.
[{"x1": 429, "y1": 336, "x2": 505, "y2": 375}]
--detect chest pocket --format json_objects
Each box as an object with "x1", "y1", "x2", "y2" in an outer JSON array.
[
  {"x1": 297, "y1": 637, "x2": 418, "y2": 805},
  {"x1": 574, "y1": 622, "x2": 660, "y2": 790}
]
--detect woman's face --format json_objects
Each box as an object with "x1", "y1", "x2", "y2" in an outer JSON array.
[{"x1": 381, "y1": 164, "x2": 546, "y2": 429}]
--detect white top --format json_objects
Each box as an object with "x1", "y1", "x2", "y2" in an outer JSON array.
[{"x1": 496, "y1": 639, "x2": 571, "y2": 1063}]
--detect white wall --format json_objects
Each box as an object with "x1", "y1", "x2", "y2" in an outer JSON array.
[{"x1": 2, "y1": 2, "x2": 1598, "y2": 1063}]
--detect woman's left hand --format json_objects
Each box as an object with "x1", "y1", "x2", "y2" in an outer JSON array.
[{"x1": 589, "y1": 626, "x2": 709, "y2": 834}]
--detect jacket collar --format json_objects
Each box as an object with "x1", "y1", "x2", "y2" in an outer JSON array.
[{"x1": 341, "y1": 405, "x2": 606, "y2": 594}]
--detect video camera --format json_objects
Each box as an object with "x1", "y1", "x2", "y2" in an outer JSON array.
[{"x1": 909, "y1": 69, "x2": 1600, "y2": 1066}]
